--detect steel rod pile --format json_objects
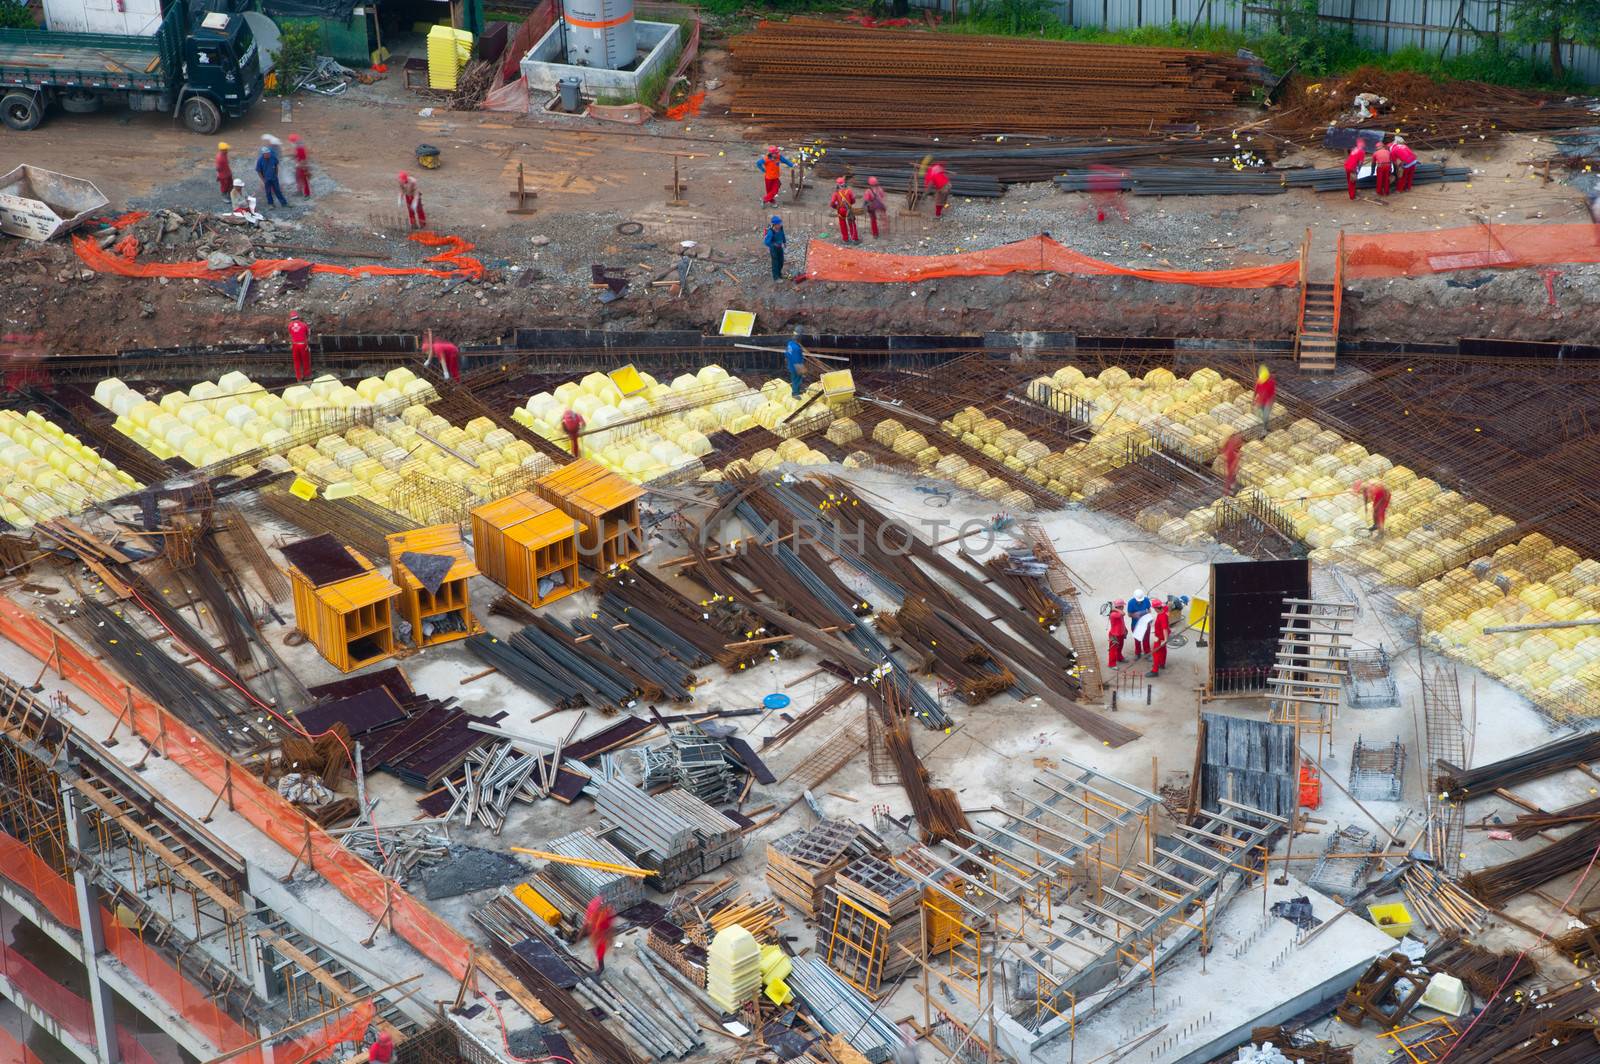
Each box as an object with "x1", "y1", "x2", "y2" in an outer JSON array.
[
  {"x1": 1460, "y1": 821, "x2": 1600, "y2": 907},
  {"x1": 876, "y1": 596, "x2": 1014, "y2": 705},
  {"x1": 1053, "y1": 162, "x2": 1469, "y2": 195},
  {"x1": 466, "y1": 615, "x2": 661, "y2": 713},
  {"x1": 1421, "y1": 932, "x2": 1537, "y2": 998},
  {"x1": 867, "y1": 678, "x2": 971, "y2": 845},
  {"x1": 1435, "y1": 731, "x2": 1600, "y2": 800},
  {"x1": 1428, "y1": 978, "x2": 1600, "y2": 1064},
  {"x1": 730, "y1": 19, "x2": 1255, "y2": 136},
  {"x1": 818, "y1": 136, "x2": 1274, "y2": 188}
]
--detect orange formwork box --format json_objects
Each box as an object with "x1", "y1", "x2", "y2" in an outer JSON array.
[
  {"x1": 532, "y1": 458, "x2": 645, "y2": 571},
  {"x1": 470, "y1": 491, "x2": 587, "y2": 608},
  {"x1": 386, "y1": 525, "x2": 482, "y2": 649},
  {"x1": 284, "y1": 536, "x2": 402, "y2": 672}
]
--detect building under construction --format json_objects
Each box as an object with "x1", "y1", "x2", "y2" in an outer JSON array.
[{"x1": 0, "y1": 326, "x2": 1593, "y2": 1064}]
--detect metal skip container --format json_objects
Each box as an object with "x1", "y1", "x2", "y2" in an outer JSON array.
[
  {"x1": 562, "y1": 0, "x2": 636, "y2": 69},
  {"x1": 0, "y1": 166, "x2": 108, "y2": 241}
]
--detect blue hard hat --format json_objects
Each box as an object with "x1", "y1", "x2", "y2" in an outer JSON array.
[{"x1": 771, "y1": 215, "x2": 782, "y2": 224}]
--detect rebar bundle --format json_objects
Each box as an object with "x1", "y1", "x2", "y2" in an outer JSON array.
[
  {"x1": 1431, "y1": 979, "x2": 1600, "y2": 1064},
  {"x1": 1052, "y1": 161, "x2": 1470, "y2": 195},
  {"x1": 1460, "y1": 821, "x2": 1600, "y2": 907},
  {"x1": 731, "y1": 19, "x2": 1255, "y2": 136},
  {"x1": 1435, "y1": 731, "x2": 1600, "y2": 800},
  {"x1": 876, "y1": 596, "x2": 1014, "y2": 705}
]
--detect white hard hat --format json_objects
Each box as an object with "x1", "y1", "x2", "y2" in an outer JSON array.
[{"x1": 1134, "y1": 588, "x2": 1146, "y2": 599}]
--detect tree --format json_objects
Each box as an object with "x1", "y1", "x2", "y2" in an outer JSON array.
[
  {"x1": 270, "y1": 20, "x2": 321, "y2": 97},
  {"x1": 1507, "y1": 0, "x2": 1600, "y2": 81},
  {"x1": 0, "y1": 0, "x2": 36, "y2": 29}
]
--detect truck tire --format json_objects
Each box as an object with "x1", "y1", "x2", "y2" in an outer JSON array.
[
  {"x1": 180, "y1": 95, "x2": 221, "y2": 135},
  {"x1": 59, "y1": 91, "x2": 102, "y2": 114},
  {"x1": 1, "y1": 92, "x2": 43, "y2": 132}
]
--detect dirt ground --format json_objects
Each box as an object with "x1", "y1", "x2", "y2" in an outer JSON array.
[{"x1": 3, "y1": 35, "x2": 1599, "y2": 354}]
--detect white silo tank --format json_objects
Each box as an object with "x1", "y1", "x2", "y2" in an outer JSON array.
[{"x1": 563, "y1": 0, "x2": 636, "y2": 69}]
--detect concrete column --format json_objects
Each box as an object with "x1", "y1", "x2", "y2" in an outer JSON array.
[{"x1": 59, "y1": 776, "x2": 120, "y2": 1064}]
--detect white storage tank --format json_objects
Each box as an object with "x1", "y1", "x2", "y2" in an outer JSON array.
[{"x1": 563, "y1": 0, "x2": 636, "y2": 69}]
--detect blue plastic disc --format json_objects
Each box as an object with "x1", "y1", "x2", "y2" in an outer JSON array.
[{"x1": 763, "y1": 693, "x2": 791, "y2": 709}]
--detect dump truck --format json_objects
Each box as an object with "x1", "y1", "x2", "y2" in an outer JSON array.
[{"x1": 0, "y1": 3, "x2": 262, "y2": 134}]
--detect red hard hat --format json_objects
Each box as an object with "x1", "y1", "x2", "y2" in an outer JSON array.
[
  {"x1": 288, "y1": 133, "x2": 301, "y2": 142},
  {"x1": 289, "y1": 311, "x2": 301, "y2": 320},
  {"x1": 766, "y1": 145, "x2": 778, "y2": 154},
  {"x1": 835, "y1": 176, "x2": 846, "y2": 185},
  {"x1": 398, "y1": 170, "x2": 409, "y2": 181},
  {"x1": 867, "y1": 176, "x2": 878, "y2": 185},
  {"x1": 1113, "y1": 599, "x2": 1126, "y2": 609}
]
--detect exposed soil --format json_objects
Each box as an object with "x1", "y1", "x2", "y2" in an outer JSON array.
[{"x1": 2, "y1": 32, "x2": 1597, "y2": 356}]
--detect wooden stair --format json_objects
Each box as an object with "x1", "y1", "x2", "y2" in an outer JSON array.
[{"x1": 1296, "y1": 281, "x2": 1339, "y2": 372}]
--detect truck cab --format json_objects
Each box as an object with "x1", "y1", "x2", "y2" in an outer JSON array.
[{"x1": 180, "y1": 11, "x2": 264, "y2": 132}]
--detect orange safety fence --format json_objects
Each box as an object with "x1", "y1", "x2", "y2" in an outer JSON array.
[
  {"x1": 804, "y1": 234, "x2": 1300, "y2": 288},
  {"x1": 0, "y1": 596, "x2": 477, "y2": 987},
  {"x1": 271, "y1": 1001, "x2": 377, "y2": 1064},
  {"x1": 1343, "y1": 221, "x2": 1600, "y2": 278},
  {"x1": 0, "y1": 1023, "x2": 47, "y2": 1064},
  {"x1": 0, "y1": 831, "x2": 80, "y2": 931},
  {"x1": 71, "y1": 231, "x2": 485, "y2": 283},
  {"x1": 0, "y1": 933, "x2": 159, "y2": 1064}
]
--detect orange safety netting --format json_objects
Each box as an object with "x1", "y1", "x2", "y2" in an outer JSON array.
[
  {"x1": 804, "y1": 234, "x2": 1300, "y2": 288},
  {"x1": 1342, "y1": 222, "x2": 1600, "y2": 278},
  {"x1": 72, "y1": 231, "x2": 485, "y2": 282},
  {"x1": 271, "y1": 1001, "x2": 377, "y2": 1064},
  {"x1": 0, "y1": 831, "x2": 81, "y2": 931},
  {"x1": 0, "y1": 933, "x2": 158, "y2": 1064},
  {"x1": 0, "y1": 1023, "x2": 47, "y2": 1064},
  {"x1": 0, "y1": 596, "x2": 476, "y2": 986}
]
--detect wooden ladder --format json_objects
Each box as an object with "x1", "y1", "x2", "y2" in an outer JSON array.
[{"x1": 1295, "y1": 231, "x2": 1344, "y2": 373}]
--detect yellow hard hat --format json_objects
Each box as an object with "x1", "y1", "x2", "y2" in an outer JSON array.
[
  {"x1": 1257, "y1": 365, "x2": 1270, "y2": 382},
  {"x1": 218, "y1": 141, "x2": 230, "y2": 150}
]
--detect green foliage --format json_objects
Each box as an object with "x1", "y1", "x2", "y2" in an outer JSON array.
[
  {"x1": 1504, "y1": 0, "x2": 1600, "y2": 78},
  {"x1": 0, "y1": 0, "x2": 36, "y2": 29},
  {"x1": 271, "y1": 20, "x2": 321, "y2": 97}
]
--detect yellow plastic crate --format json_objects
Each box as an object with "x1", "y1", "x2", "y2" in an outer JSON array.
[{"x1": 1367, "y1": 902, "x2": 1413, "y2": 939}]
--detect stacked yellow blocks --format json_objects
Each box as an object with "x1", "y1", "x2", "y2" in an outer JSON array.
[
  {"x1": 95, "y1": 369, "x2": 435, "y2": 468},
  {"x1": 0, "y1": 409, "x2": 139, "y2": 527}
]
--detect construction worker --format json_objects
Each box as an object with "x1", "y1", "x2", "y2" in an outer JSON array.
[
  {"x1": 863, "y1": 176, "x2": 887, "y2": 238},
  {"x1": 423, "y1": 335, "x2": 461, "y2": 381},
  {"x1": 1391, "y1": 136, "x2": 1419, "y2": 192},
  {"x1": 1344, "y1": 143, "x2": 1366, "y2": 200},
  {"x1": 756, "y1": 146, "x2": 794, "y2": 205},
  {"x1": 1356, "y1": 479, "x2": 1392, "y2": 535},
  {"x1": 1253, "y1": 366, "x2": 1276, "y2": 431},
  {"x1": 288, "y1": 133, "x2": 312, "y2": 198},
  {"x1": 1107, "y1": 601, "x2": 1127, "y2": 668},
  {"x1": 830, "y1": 177, "x2": 860, "y2": 243},
  {"x1": 1220, "y1": 431, "x2": 1244, "y2": 494},
  {"x1": 764, "y1": 216, "x2": 787, "y2": 281},
  {"x1": 561, "y1": 407, "x2": 585, "y2": 457},
  {"x1": 215, "y1": 142, "x2": 233, "y2": 199},
  {"x1": 925, "y1": 162, "x2": 951, "y2": 217},
  {"x1": 1147, "y1": 599, "x2": 1171, "y2": 678},
  {"x1": 255, "y1": 145, "x2": 288, "y2": 208},
  {"x1": 785, "y1": 330, "x2": 807, "y2": 397},
  {"x1": 368, "y1": 1033, "x2": 395, "y2": 1064},
  {"x1": 583, "y1": 896, "x2": 617, "y2": 975},
  {"x1": 1088, "y1": 164, "x2": 1130, "y2": 223},
  {"x1": 1372, "y1": 139, "x2": 1393, "y2": 197},
  {"x1": 1126, "y1": 588, "x2": 1151, "y2": 658},
  {"x1": 229, "y1": 177, "x2": 251, "y2": 214},
  {"x1": 287, "y1": 311, "x2": 311, "y2": 381},
  {"x1": 399, "y1": 171, "x2": 426, "y2": 229}
]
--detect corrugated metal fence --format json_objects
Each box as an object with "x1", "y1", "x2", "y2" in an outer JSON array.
[{"x1": 905, "y1": 0, "x2": 1600, "y2": 84}]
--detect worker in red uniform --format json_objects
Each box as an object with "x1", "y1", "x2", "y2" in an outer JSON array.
[
  {"x1": 561, "y1": 408, "x2": 585, "y2": 457},
  {"x1": 288, "y1": 133, "x2": 312, "y2": 198},
  {"x1": 830, "y1": 177, "x2": 859, "y2": 243},
  {"x1": 1220, "y1": 431, "x2": 1244, "y2": 494},
  {"x1": 398, "y1": 171, "x2": 425, "y2": 229},
  {"x1": 423, "y1": 334, "x2": 460, "y2": 381},
  {"x1": 368, "y1": 1033, "x2": 395, "y2": 1064},
  {"x1": 584, "y1": 897, "x2": 617, "y2": 975},
  {"x1": 1391, "y1": 136, "x2": 1419, "y2": 192},
  {"x1": 215, "y1": 142, "x2": 233, "y2": 199},
  {"x1": 1344, "y1": 144, "x2": 1366, "y2": 200},
  {"x1": 863, "y1": 176, "x2": 887, "y2": 238},
  {"x1": 287, "y1": 311, "x2": 311, "y2": 381},
  {"x1": 1107, "y1": 600, "x2": 1127, "y2": 669},
  {"x1": 1253, "y1": 366, "x2": 1276, "y2": 431},
  {"x1": 1372, "y1": 140, "x2": 1393, "y2": 197},
  {"x1": 1357, "y1": 480, "x2": 1393, "y2": 535},
  {"x1": 1147, "y1": 599, "x2": 1171, "y2": 678},
  {"x1": 925, "y1": 162, "x2": 951, "y2": 217},
  {"x1": 756, "y1": 146, "x2": 794, "y2": 205}
]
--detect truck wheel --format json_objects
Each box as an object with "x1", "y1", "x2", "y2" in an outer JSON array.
[
  {"x1": 180, "y1": 96, "x2": 221, "y2": 135},
  {"x1": 59, "y1": 91, "x2": 102, "y2": 114},
  {"x1": 1, "y1": 92, "x2": 42, "y2": 132}
]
